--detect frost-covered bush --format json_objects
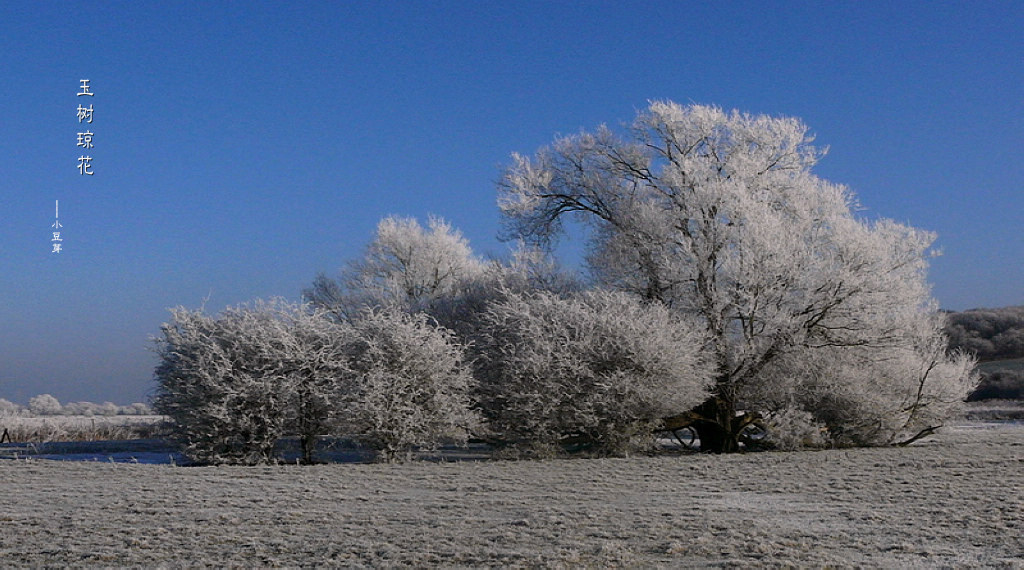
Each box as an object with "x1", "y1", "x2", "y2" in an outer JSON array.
[
  {"x1": 28, "y1": 394, "x2": 62, "y2": 416},
  {"x1": 153, "y1": 297, "x2": 480, "y2": 465},
  {"x1": 475, "y1": 289, "x2": 712, "y2": 455},
  {"x1": 61, "y1": 401, "x2": 100, "y2": 416},
  {"x1": 152, "y1": 299, "x2": 350, "y2": 464},
  {"x1": 122, "y1": 402, "x2": 154, "y2": 415},
  {"x1": 806, "y1": 348, "x2": 976, "y2": 447},
  {"x1": 342, "y1": 308, "x2": 477, "y2": 462},
  {"x1": 762, "y1": 407, "x2": 828, "y2": 451},
  {"x1": 752, "y1": 312, "x2": 978, "y2": 447},
  {"x1": 98, "y1": 402, "x2": 119, "y2": 416}
]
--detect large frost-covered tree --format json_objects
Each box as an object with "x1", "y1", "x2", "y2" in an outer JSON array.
[{"x1": 499, "y1": 101, "x2": 977, "y2": 451}]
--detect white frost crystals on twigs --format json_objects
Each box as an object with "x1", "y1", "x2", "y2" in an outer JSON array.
[{"x1": 303, "y1": 215, "x2": 486, "y2": 322}]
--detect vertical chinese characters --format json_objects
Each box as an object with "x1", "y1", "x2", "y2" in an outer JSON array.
[
  {"x1": 77, "y1": 79, "x2": 95, "y2": 176},
  {"x1": 56, "y1": 79, "x2": 98, "y2": 253}
]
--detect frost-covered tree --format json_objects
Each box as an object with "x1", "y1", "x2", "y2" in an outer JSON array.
[
  {"x1": 279, "y1": 304, "x2": 357, "y2": 463},
  {"x1": 28, "y1": 394, "x2": 62, "y2": 416},
  {"x1": 341, "y1": 308, "x2": 478, "y2": 462},
  {"x1": 474, "y1": 289, "x2": 712, "y2": 454},
  {"x1": 499, "y1": 101, "x2": 977, "y2": 451},
  {"x1": 152, "y1": 299, "x2": 350, "y2": 464},
  {"x1": 304, "y1": 215, "x2": 486, "y2": 321},
  {"x1": 0, "y1": 398, "x2": 25, "y2": 417}
]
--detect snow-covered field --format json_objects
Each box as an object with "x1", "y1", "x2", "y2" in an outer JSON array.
[{"x1": 0, "y1": 421, "x2": 1020, "y2": 568}]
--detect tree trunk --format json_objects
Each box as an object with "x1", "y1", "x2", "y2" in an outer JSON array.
[
  {"x1": 297, "y1": 382, "x2": 316, "y2": 464},
  {"x1": 301, "y1": 433, "x2": 315, "y2": 465},
  {"x1": 690, "y1": 395, "x2": 739, "y2": 453}
]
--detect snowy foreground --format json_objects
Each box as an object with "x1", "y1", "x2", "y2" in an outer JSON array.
[{"x1": 0, "y1": 423, "x2": 1021, "y2": 568}]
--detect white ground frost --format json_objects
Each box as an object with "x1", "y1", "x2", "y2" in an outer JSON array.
[{"x1": 0, "y1": 421, "x2": 1020, "y2": 568}]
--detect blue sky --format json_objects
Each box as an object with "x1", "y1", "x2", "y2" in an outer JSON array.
[{"x1": 2, "y1": 1, "x2": 1021, "y2": 405}]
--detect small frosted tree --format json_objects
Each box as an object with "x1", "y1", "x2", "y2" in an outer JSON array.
[
  {"x1": 499, "y1": 101, "x2": 977, "y2": 451},
  {"x1": 475, "y1": 289, "x2": 713, "y2": 454},
  {"x1": 304, "y1": 215, "x2": 486, "y2": 321},
  {"x1": 341, "y1": 308, "x2": 478, "y2": 462},
  {"x1": 279, "y1": 304, "x2": 356, "y2": 463},
  {"x1": 124, "y1": 402, "x2": 153, "y2": 415}
]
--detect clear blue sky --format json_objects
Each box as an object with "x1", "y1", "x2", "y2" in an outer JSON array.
[{"x1": 2, "y1": 1, "x2": 1021, "y2": 405}]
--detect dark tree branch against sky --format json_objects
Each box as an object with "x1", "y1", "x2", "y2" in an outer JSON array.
[{"x1": 2, "y1": 2, "x2": 1020, "y2": 404}]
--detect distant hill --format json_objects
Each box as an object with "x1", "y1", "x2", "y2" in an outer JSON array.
[
  {"x1": 944, "y1": 306, "x2": 1024, "y2": 401},
  {"x1": 944, "y1": 305, "x2": 1024, "y2": 361}
]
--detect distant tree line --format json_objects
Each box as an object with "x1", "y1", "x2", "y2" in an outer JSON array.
[
  {"x1": 0, "y1": 395, "x2": 153, "y2": 417},
  {"x1": 944, "y1": 306, "x2": 1024, "y2": 401}
]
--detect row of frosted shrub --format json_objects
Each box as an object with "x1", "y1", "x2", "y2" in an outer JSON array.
[{"x1": 152, "y1": 291, "x2": 713, "y2": 464}]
